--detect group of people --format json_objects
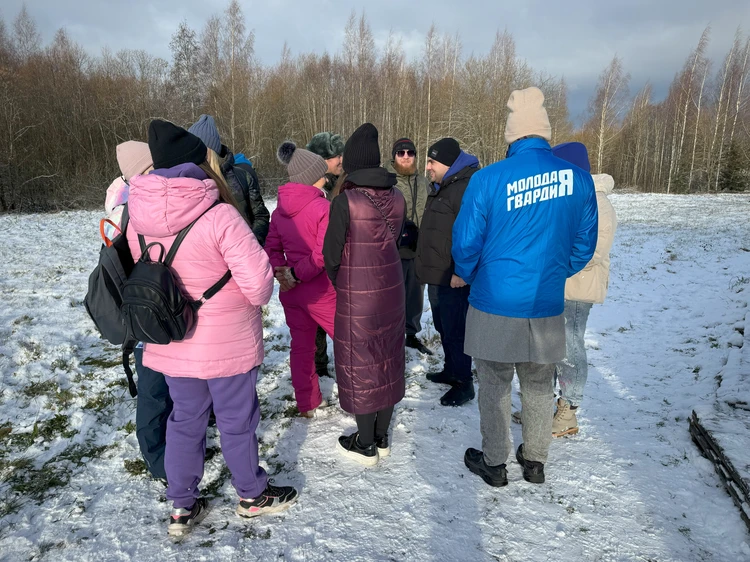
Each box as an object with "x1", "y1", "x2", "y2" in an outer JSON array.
[{"x1": 101, "y1": 85, "x2": 616, "y2": 536}]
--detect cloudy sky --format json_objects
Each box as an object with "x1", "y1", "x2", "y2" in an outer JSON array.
[{"x1": 3, "y1": 0, "x2": 749, "y2": 123}]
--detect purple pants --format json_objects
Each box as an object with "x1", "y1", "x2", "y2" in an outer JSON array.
[{"x1": 164, "y1": 367, "x2": 267, "y2": 509}]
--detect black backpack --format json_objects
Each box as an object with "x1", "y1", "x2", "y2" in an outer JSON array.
[{"x1": 85, "y1": 201, "x2": 231, "y2": 397}]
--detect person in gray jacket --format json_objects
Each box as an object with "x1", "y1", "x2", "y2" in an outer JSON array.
[{"x1": 385, "y1": 138, "x2": 432, "y2": 356}]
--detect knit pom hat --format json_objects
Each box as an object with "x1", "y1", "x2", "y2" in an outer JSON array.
[
  {"x1": 148, "y1": 120, "x2": 207, "y2": 170},
  {"x1": 392, "y1": 137, "x2": 416, "y2": 159},
  {"x1": 306, "y1": 132, "x2": 345, "y2": 159},
  {"x1": 504, "y1": 87, "x2": 552, "y2": 144},
  {"x1": 343, "y1": 123, "x2": 380, "y2": 174},
  {"x1": 187, "y1": 114, "x2": 222, "y2": 154},
  {"x1": 277, "y1": 141, "x2": 328, "y2": 186},
  {"x1": 552, "y1": 142, "x2": 591, "y2": 172},
  {"x1": 116, "y1": 141, "x2": 152, "y2": 181},
  {"x1": 427, "y1": 138, "x2": 461, "y2": 167}
]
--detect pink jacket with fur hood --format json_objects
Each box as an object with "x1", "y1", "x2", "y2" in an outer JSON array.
[{"x1": 126, "y1": 166, "x2": 274, "y2": 379}]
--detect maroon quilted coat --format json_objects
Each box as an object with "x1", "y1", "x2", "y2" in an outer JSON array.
[{"x1": 323, "y1": 167, "x2": 407, "y2": 415}]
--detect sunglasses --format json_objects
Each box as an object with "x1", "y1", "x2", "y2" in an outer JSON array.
[{"x1": 396, "y1": 150, "x2": 416, "y2": 158}]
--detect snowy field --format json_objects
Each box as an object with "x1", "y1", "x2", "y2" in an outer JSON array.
[{"x1": 1, "y1": 193, "x2": 750, "y2": 561}]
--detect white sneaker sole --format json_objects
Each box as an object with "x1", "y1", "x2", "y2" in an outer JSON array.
[
  {"x1": 236, "y1": 497, "x2": 298, "y2": 519},
  {"x1": 377, "y1": 446, "x2": 390, "y2": 458},
  {"x1": 336, "y1": 440, "x2": 379, "y2": 466},
  {"x1": 167, "y1": 507, "x2": 209, "y2": 537}
]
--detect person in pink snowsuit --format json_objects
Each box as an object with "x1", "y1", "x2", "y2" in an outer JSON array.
[{"x1": 265, "y1": 141, "x2": 337, "y2": 416}]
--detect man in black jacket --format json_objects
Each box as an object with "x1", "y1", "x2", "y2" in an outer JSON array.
[
  {"x1": 416, "y1": 138, "x2": 479, "y2": 407},
  {"x1": 306, "y1": 131, "x2": 345, "y2": 378},
  {"x1": 188, "y1": 114, "x2": 270, "y2": 246},
  {"x1": 307, "y1": 132, "x2": 345, "y2": 199}
]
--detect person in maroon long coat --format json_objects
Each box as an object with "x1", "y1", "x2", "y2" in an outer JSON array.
[{"x1": 323, "y1": 123, "x2": 407, "y2": 466}]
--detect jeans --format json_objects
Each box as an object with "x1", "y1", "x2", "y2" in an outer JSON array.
[
  {"x1": 475, "y1": 359, "x2": 555, "y2": 465},
  {"x1": 556, "y1": 300, "x2": 593, "y2": 407},
  {"x1": 134, "y1": 346, "x2": 171, "y2": 480},
  {"x1": 428, "y1": 284, "x2": 472, "y2": 382}
]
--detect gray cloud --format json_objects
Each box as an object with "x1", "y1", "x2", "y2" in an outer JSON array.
[{"x1": 3, "y1": 0, "x2": 749, "y2": 123}]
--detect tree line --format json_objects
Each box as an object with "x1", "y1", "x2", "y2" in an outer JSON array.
[{"x1": 0, "y1": 2, "x2": 748, "y2": 212}]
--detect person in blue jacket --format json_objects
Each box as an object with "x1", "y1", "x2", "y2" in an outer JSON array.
[{"x1": 453, "y1": 87, "x2": 598, "y2": 487}]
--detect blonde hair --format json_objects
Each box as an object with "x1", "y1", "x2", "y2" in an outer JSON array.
[{"x1": 201, "y1": 149, "x2": 241, "y2": 214}]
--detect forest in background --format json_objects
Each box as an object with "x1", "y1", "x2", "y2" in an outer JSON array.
[{"x1": 0, "y1": 2, "x2": 748, "y2": 211}]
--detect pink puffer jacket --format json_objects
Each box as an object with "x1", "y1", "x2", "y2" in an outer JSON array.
[
  {"x1": 264, "y1": 182, "x2": 335, "y2": 307},
  {"x1": 126, "y1": 167, "x2": 274, "y2": 379}
]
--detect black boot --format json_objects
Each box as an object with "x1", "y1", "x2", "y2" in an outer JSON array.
[
  {"x1": 316, "y1": 364, "x2": 333, "y2": 378},
  {"x1": 405, "y1": 335, "x2": 433, "y2": 355},
  {"x1": 337, "y1": 432, "x2": 378, "y2": 466},
  {"x1": 516, "y1": 444, "x2": 545, "y2": 484},
  {"x1": 464, "y1": 448, "x2": 508, "y2": 487},
  {"x1": 426, "y1": 370, "x2": 458, "y2": 385},
  {"x1": 440, "y1": 380, "x2": 475, "y2": 406}
]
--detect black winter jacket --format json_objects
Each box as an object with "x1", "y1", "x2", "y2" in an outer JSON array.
[
  {"x1": 222, "y1": 151, "x2": 270, "y2": 246},
  {"x1": 416, "y1": 163, "x2": 479, "y2": 286}
]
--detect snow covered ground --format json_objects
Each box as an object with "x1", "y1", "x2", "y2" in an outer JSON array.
[{"x1": 1, "y1": 193, "x2": 749, "y2": 561}]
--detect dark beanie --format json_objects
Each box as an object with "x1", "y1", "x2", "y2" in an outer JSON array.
[
  {"x1": 551, "y1": 142, "x2": 591, "y2": 173},
  {"x1": 392, "y1": 137, "x2": 416, "y2": 159},
  {"x1": 428, "y1": 138, "x2": 460, "y2": 167},
  {"x1": 148, "y1": 119, "x2": 208, "y2": 170},
  {"x1": 343, "y1": 123, "x2": 380, "y2": 174}
]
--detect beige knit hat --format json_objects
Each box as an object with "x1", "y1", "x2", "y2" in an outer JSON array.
[
  {"x1": 504, "y1": 87, "x2": 552, "y2": 145},
  {"x1": 116, "y1": 140, "x2": 153, "y2": 181},
  {"x1": 277, "y1": 141, "x2": 328, "y2": 185}
]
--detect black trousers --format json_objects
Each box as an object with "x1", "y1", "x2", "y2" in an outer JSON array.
[
  {"x1": 402, "y1": 258, "x2": 424, "y2": 337},
  {"x1": 428, "y1": 284, "x2": 472, "y2": 382},
  {"x1": 355, "y1": 406, "x2": 394, "y2": 447},
  {"x1": 315, "y1": 326, "x2": 329, "y2": 372}
]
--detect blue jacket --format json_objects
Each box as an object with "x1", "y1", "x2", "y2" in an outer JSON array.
[{"x1": 452, "y1": 138, "x2": 598, "y2": 318}]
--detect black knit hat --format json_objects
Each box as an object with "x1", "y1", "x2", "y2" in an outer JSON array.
[
  {"x1": 392, "y1": 137, "x2": 416, "y2": 159},
  {"x1": 148, "y1": 119, "x2": 208, "y2": 170},
  {"x1": 343, "y1": 123, "x2": 380, "y2": 174},
  {"x1": 427, "y1": 138, "x2": 460, "y2": 167}
]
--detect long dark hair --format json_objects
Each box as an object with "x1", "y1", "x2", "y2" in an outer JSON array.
[{"x1": 330, "y1": 172, "x2": 349, "y2": 200}]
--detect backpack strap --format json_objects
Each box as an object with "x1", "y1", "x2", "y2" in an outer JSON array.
[
  {"x1": 121, "y1": 203, "x2": 130, "y2": 233},
  {"x1": 192, "y1": 270, "x2": 233, "y2": 311},
  {"x1": 164, "y1": 200, "x2": 223, "y2": 267},
  {"x1": 122, "y1": 339, "x2": 138, "y2": 398}
]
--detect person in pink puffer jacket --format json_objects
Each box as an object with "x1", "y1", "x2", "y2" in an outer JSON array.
[
  {"x1": 265, "y1": 141, "x2": 336, "y2": 417},
  {"x1": 128, "y1": 120, "x2": 298, "y2": 537}
]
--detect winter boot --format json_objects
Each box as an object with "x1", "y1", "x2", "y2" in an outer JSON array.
[
  {"x1": 337, "y1": 432, "x2": 378, "y2": 466},
  {"x1": 516, "y1": 444, "x2": 545, "y2": 484},
  {"x1": 167, "y1": 497, "x2": 209, "y2": 537},
  {"x1": 426, "y1": 370, "x2": 458, "y2": 385},
  {"x1": 552, "y1": 398, "x2": 579, "y2": 437},
  {"x1": 375, "y1": 434, "x2": 390, "y2": 458},
  {"x1": 440, "y1": 380, "x2": 475, "y2": 406},
  {"x1": 299, "y1": 398, "x2": 328, "y2": 419},
  {"x1": 464, "y1": 448, "x2": 508, "y2": 487},
  {"x1": 237, "y1": 483, "x2": 299, "y2": 518},
  {"x1": 406, "y1": 335, "x2": 433, "y2": 355}
]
